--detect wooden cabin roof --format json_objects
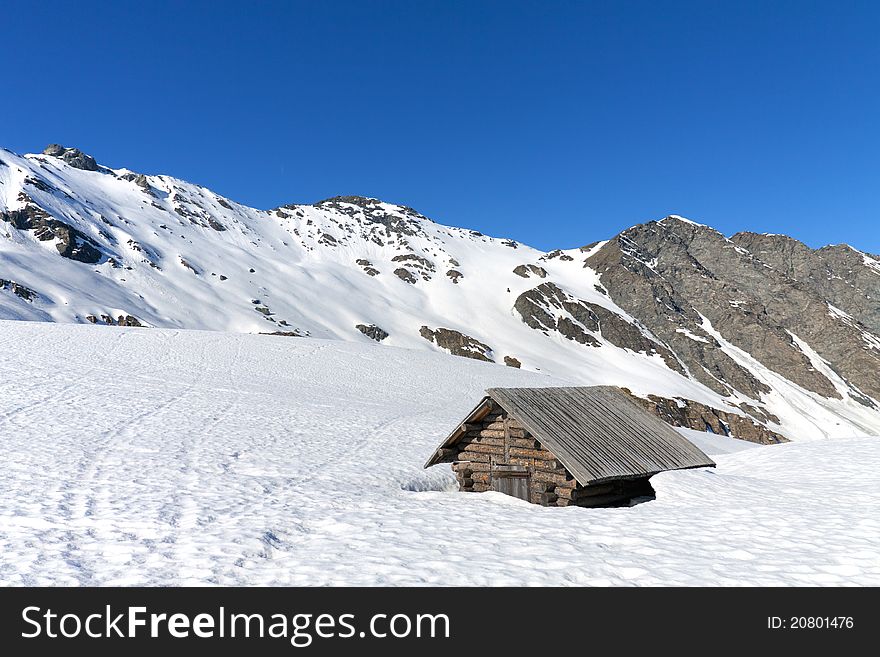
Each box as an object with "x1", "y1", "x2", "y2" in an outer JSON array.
[{"x1": 424, "y1": 386, "x2": 715, "y2": 485}]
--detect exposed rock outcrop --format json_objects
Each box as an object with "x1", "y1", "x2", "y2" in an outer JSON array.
[
  {"x1": 311, "y1": 196, "x2": 431, "y2": 238},
  {"x1": 43, "y1": 144, "x2": 99, "y2": 171},
  {"x1": 540, "y1": 249, "x2": 574, "y2": 262},
  {"x1": 513, "y1": 282, "x2": 683, "y2": 371},
  {"x1": 117, "y1": 315, "x2": 143, "y2": 327},
  {"x1": 179, "y1": 257, "x2": 199, "y2": 274},
  {"x1": 84, "y1": 313, "x2": 143, "y2": 327},
  {"x1": 419, "y1": 326, "x2": 493, "y2": 362},
  {"x1": 623, "y1": 390, "x2": 788, "y2": 445},
  {"x1": 0, "y1": 279, "x2": 39, "y2": 302},
  {"x1": 24, "y1": 176, "x2": 54, "y2": 192},
  {"x1": 356, "y1": 323, "x2": 389, "y2": 341},
  {"x1": 355, "y1": 259, "x2": 380, "y2": 276},
  {"x1": 513, "y1": 264, "x2": 547, "y2": 279},
  {"x1": 393, "y1": 268, "x2": 417, "y2": 284},
  {"x1": 1, "y1": 203, "x2": 102, "y2": 264},
  {"x1": 120, "y1": 173, "x2": 153, "y2": 192},
  {"x1": 392, "y1": 254, "x2": 434, "y2": 281}
]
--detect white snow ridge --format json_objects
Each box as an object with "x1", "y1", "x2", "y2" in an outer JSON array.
[{"x1": 0, "y1": 321, "x2": 877, "y2": 586}]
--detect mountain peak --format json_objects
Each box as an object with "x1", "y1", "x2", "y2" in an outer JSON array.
[
  {"x1": 41, "y1": 144, "x2": 99, "y2": 172},
  {"x1": 314, "y1": 195, "x2": 381, "y2": 208},
  {"x1": 312, "y1": 195, "x2": 430, "y2": 220},
  {"x1": 658, "y1": 214, "x2": 706, "y2": 227}
]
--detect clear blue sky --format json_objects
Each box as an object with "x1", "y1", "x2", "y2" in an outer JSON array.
[{"x1": 4, "y1": 1, "x2": 879, "y2": 252}]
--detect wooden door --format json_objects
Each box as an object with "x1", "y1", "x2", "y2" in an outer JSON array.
[
  {"x1": 491, "y1": 416, "x2": 531, "y2": 501},
  {"x1": 492, "y1": 469, "x2": 530, "y2": 501}
]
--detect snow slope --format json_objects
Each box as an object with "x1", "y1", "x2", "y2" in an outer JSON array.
[
  {"x1": 1, "y1": 320, "x2": 876, "y2": 586},
  {"x1": 0, "y1": 148, "x2": 714, "y2": 399},
  {"x1": 3, "y1": 146, "x2": 879, "y2": 441}
]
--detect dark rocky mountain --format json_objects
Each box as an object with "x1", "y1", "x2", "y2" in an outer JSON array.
[
  {"x1": 587, "y1": 218, "x2": 879, "y2": 406},
  {"x1": 730, "y1": 232, "x2": 880, "y2": 335}
]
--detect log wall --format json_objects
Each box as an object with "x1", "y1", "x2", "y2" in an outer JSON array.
[{"x1": 451, "y1": 402, "x2": 655, "y2": 507}]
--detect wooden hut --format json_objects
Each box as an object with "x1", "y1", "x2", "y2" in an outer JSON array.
[{"x1": 424, "y1": 386, "x2": 715, "y2": 507}]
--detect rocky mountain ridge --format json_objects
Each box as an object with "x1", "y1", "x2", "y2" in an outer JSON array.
[{"x1": 2, "y1": 144, "x2": 878, "y2": 442}]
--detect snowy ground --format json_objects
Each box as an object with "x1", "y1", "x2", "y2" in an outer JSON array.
[{"x1": 1, "y1": 320, "x2": 877, "y2": 586}]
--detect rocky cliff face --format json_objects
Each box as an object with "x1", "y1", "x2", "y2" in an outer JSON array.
[
  {"x1": 2, "y1": 146, "x2": 878, "y2": 443},
  {"x1": 730, "y1": 232, "x2": 880, "y2": 336},
  {"x1": 586, "y1": 218, "x2": 879, "y2": 406}
]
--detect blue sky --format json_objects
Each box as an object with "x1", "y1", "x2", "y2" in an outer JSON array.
[{"x1": 4, "y1": 1, "x2": 879, "y2": 252}]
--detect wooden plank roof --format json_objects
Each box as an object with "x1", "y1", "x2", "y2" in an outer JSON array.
[{"x1": 425, "y1": 386, "x2": 715, "y2": 485}]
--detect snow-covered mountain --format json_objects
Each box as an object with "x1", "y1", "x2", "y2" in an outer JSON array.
[{"x1": 2, "y1": 144, "x2": 879, "y2": 441}]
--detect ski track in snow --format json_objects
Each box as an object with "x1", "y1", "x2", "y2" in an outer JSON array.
[{"x1": 0, "y1": 320, "x2": 878, "y2": 586}]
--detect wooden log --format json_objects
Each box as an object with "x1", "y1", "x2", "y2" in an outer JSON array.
[
  {"x1": 454, "y1": 451, "x2": 490, "y2": 462},
  {"x1": 532, "y1": 470, "x2": 575, "y2": 485},
  {"x1": 508, "y1": 455, "x2": 561, "y2": 469},
  {"x1": 433, "y1": 447, "x2": 457, "y2": 461},
  {"x1": 510, "y1": 437, "x2": 541, "y2": 449},
  {"x1": 532, "y1": 468, "x2": 574, "y2": 488},
  {"x1": 458, "y1": 436, "x2": 505, "y2": 447},
  {"x1": 471, "y1": 472, "x2": 491, "y2": 483},
  {"x1": 485, "y1": 420, "x2": 506, "y2": 431},
  {"x1": 459, "y1": 443, "x2": 505, "y2": 455},
  {"x1": 508, "y1": 446, "x2": 554, "y2": 459},
  {"x1": 472, "y1": 483, "x2": 491, "y2": 492},
  {"x1": 531, "y1": 481, "x2": 556, "y2": 493},
  {"x1": 453, "y1": 460, "x2": 490, "y2": 472},
  {"x1": 533, "y1": 492, "x2": 559, "y2": 506},
  {"x1": 509, "y1": 456, "x2": 557, "y2": 468},
  {"x1": 506, "y1": 454, "x2": 557, "y2": 466},
  {"x1": 478, "y1": 429, "x2": 505, "y2": 439},
  {"x1": 553, "y1": 486, "x2": 577, "y2": 499}
]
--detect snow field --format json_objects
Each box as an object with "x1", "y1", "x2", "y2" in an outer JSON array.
[{"x1": 0, "y1": 320, "x2": 877, "y2": 586}]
